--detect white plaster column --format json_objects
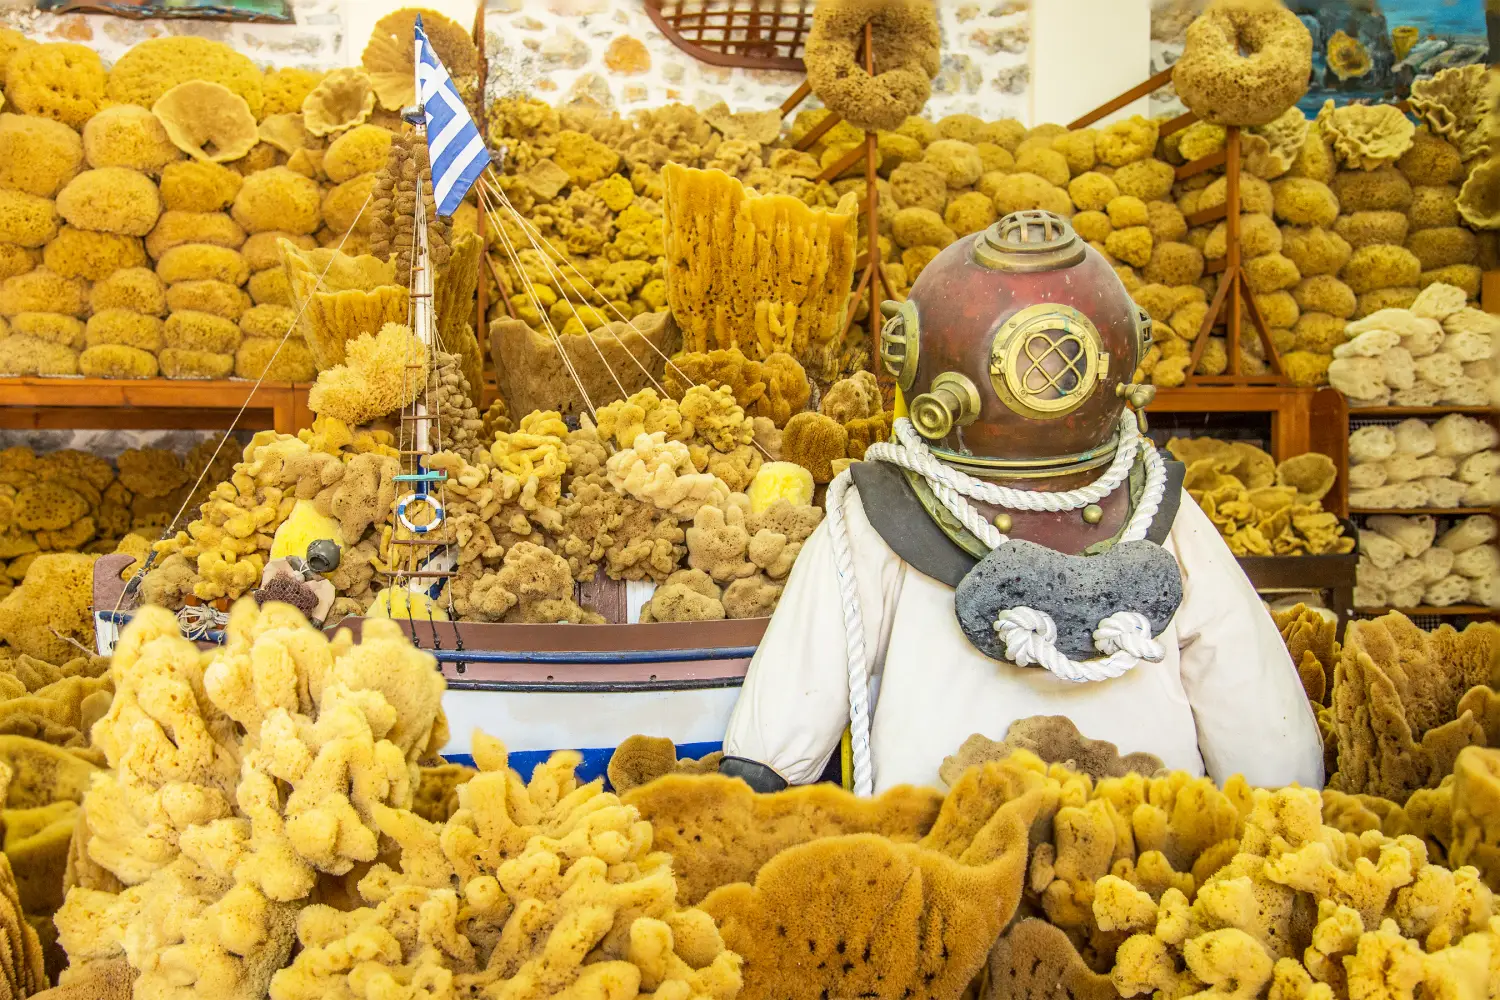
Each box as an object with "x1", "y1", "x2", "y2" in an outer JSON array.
[{"x1": 1029, "y1": 0, "x2": 1153, "y2": 127}]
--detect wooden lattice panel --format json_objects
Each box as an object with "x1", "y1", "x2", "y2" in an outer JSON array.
[{"x1": 644, "y1": 0, "x2": 816, "y2": 70}]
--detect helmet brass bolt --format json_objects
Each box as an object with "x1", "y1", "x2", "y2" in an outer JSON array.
[
  {"x1": 993, "y1": 512, "x2": 1014, "y2": 533},
  {"x1": 1082, "y1": 504, "x2": 1103, "y2": 525}
]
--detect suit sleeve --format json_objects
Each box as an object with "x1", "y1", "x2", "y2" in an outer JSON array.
[
  {"x1": 1170, "y1": 494, "x2": 1325, "y2": 788},
  {"x1": 722, "y1": 488, "x2": 904, "y2": 785}
]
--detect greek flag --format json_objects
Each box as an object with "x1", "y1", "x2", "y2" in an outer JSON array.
[{"x1": 414, "y1": 15, "x2": 490, "y2": 217}]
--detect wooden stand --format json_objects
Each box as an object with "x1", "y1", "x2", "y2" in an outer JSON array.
[{"x1": 0, "y1": 378, "x2": 310, "y2": 434}]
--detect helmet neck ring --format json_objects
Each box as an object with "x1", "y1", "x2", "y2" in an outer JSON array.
[{"x1": 927, "y1": 432, "x2": 1120, "y2": 482}]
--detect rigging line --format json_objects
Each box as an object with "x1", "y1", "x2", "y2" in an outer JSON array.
[
  {"x1": 474, "y1": 193, "x2": 629, "y2": 401},
  {"x1": 480, "y1": 176, "x2": 774, "y2": 462},
  {"x1": 115, "y1": 191, "x2": 378, "y2": 623},
  {"x1": 479, "y1": 176, "x2": 695, "y2": 390},
  {"x1": 481, "y1": 185, "x2": 598, "y2": 418}
]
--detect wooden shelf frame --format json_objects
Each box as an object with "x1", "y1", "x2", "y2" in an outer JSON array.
[
  {"x1": 0, "y1": 377, "x2": 311, "y2": 434},
  {"x1": 1356, "y1": 606, "x2": 1496, "y2": 617}
]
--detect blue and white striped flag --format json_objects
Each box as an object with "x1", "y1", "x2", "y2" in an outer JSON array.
[{"x1": 414, "y1": 14, "x2": 490, "y2": 218}]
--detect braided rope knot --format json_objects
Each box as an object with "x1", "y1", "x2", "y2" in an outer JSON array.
[
  {"x1": 176, "y1": 604, "x2": 228, "y2": 639},
  {"x1": 994, "y1": 606, "x2": 1161, "y2": 683}
]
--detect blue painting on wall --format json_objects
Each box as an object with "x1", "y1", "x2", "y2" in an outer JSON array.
[
  {"x1": 1286, "y1": 0, "x2": 1494, "y2": 112},
  {"x1": 37, "y1": 0, "x2": 292, "y2": 22}
]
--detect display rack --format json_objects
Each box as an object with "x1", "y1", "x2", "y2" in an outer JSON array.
[{"x1": 0, "y1": 377, "x2": 311, "y2": 434}]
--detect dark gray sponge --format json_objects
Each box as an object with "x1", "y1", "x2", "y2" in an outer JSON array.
[{"x1": 954, "y1": 539, "x2": 1183, "y2": 660}]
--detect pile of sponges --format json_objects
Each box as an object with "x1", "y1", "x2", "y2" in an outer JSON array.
[
  {"x1": 1356, "y1": 513, "x2": 1498, "y2": 609},
  {"x1": 1348, "y1": 413, "x2": 1499, "y2": 510},
  {"x1": 1327, "y1": 282, "x2": 1498, "y2": 408},
  {"x1": 1168, "y1": 436, "x2": 1351, "y2": 556}
]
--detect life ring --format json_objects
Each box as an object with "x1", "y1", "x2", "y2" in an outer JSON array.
[
  {"x1": 1172, "y1": 0, "x2": 1313, "y2": 127},
  {"x1": 803, "y1": 0, "x2": 941, "y2": 133},
  {"x1": 396, "y1": 492, "x2": 445, "y2": 534}
]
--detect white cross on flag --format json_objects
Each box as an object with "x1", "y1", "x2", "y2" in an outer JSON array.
[{"x1": 414, "y1": 15, "x2": 491, "y2": 218}]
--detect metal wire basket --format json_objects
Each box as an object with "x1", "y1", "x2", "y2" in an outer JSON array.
[{"x1": 643, "y1": 0, "x2": 816, "y2": 70}]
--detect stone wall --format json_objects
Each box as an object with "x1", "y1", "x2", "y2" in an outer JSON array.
[{"x1": 484, "y1": 0, "x2": 1032, "y2": 121}]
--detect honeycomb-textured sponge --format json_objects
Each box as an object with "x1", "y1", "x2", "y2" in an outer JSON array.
[
  {"x1": 3, "y1": 42, "x2": 104, "y2": 130},
  {"x1": 247, "y1": 267, "x2": 290, "y2": 306},
  {"x1": 892, "y1": 207, "x2": 955, "y2": 249},
  {"x1": 89, "y1": 267, "x2": 165, "y2": 316},
  {"x1": 10, "y1": 312, "x2": 84, "y2": 349},
  {"x1": 1419, "y1": 264, "x2": 1481, "y2": 298},
  {"x1": 1282, "y1": 349, "x2": 1331, "y2": 387},
  {"x1": 81, "y1": 104, "x2": 181, "y2": 175},
  {"x1": 1171, "y1": 0, "x2": 1312, "y2": 127},
  {"x1": 55, "y1": 168, "x2": 161, "y2": 237},
  {"x1": 1405, "y1": 227, "x2": 1477, "y2": 271},
  {"x1": 0, "y1": 112, "x2": 82, "y2": 198},
  {"x1": 242, "y1": 231, "x2": 315, "y2": 272},
  {"x1": 1146, "y1": 200, "x2": 1188, "y2": 243},
  {"x1": 1396, "y1": 129, "x2": 1464, "y2": 186},
  {"x1": 1281, "y1": 226, "x2": 1352, "y2": 277},
  {"x1": 1408, "y1": 185, "x2": 1460, "y2": 231},
  {"x1": 1272, "y1": 177, "x2": 1339, "y2": 227},
  {"x1": 991, "y1": 172, "x2": 1072, "y2": 217},
  {"x1": 261, "y1": 66, "x2": 323, "y2": 117},
  {"x1": 145, "y1": 210, "x2": 246, "y2": 260},
  {"x1": 1107, "y1": 195, "x2": 1149, "y2": 228},
  {"x1": 231, "y1": 167, "x2": 320, "y2": 234},
  {"x1": 1293, "y1": 274, "x2": 1356, "y2": 318},
  {"x1": 0, "y1": 189, "x2": 59, "y2": 248},
  {"x1": 1331, "y1": 165, "x2": 1412, "y2": 212},
  {"x1": 1243, "y1": 252, "x2": 1301, "y2": 293},
  {"x1": 156, "y1": 244, "x2": 249, "y2": 286},
  {"x1": 235, "y1": 336, "x2": 316, "y2": 382},
  {"x1": 42, "y1": 226, "x2": 146, "y2": 281},
  {"x1": 85, "y1": 309, "x2": 163, "y2": 351},
  {"x1": 1068, "y1": 172, "x2": 1119, "y2": 212},
  {"x1": 0, "y1": 335, "x2": 76, "y2": 375},
  {"x1": 322, "y1": 124, "x2": 392, "y2": 184},
  {"x1": 1014, "y1": 146, "x2": 1069, "y2": 187},
  {"x1": 1050, "y1": 130, "x2": 1095, "y2": 175},
  {"x1": 923, "y1": 139, "x2": 985, "y2": 188},
  {"x1": 239, "y1": 304, "x2": 296, "y2": 340},
  {"x1": 165, "y1": 279, "x2": 251, "y2": 321},
  {"x1": 0, "y1": 268, "x2": 85, "y2": 317},
  {"x1": 104, "y1": 36, "x2": 264, "y2": 117},
  {"x1": 1205, "y1": 212, "x2": 1282, "y2": 259},
  {"x1": 1104, "y1": 226, "x2": 1153, "y2": 268},
  {"x1": 1354, "y1": 286, "x2": 1419, "y2": 318},
  {"x1": 0, "y1": 245, "x2": 36, "y2": 282},
  {"x1": 1071, "y1": 210, "x2": 1112, "y2": 243},
  {"x1": 1248, "y1": 289, "x2": 1299, "y2": 329},
  {"x1": 1112, "y1": 158, "x2": 1175, "y2": 201},
  {"x1": 1292, "y1": 311, "x2": 1347, "y2": 352},
  {"x1": 157, "y1": 346, "x2": 233, "y2": 379},
  {"x1": 163, "y1": 309, "x2": 242, "y2": 354},
  {"x1": 78, "y1": 344, "x2": 157, "y2": 378},
  {"x1": 1342, "y1": 243, "x2": 1422, "y2": 294},
  {"x1": 1096, "y1": 115, "x2": 1159, "y2": 166},
  {"x1": 320, "y1": 174, "x2": 377, "y2": 237},
  {"x1": 158, "y1": 160, "x2": 242, "y2": 213},
  {"x1": 1333, "y1": 210, "x2": 1409, "y2": 250},
  {"x1": 1141, "y1": 242, "x2": 1205, "y2": 286},
  {"x1": 943, "y1": 191, "x2": 996, "y2": 237}
]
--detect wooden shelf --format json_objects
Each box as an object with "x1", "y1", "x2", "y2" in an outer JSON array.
[
  {"x1": 0, "y1": 377, "x2": 312, "y2": 434},
  {"x1": 1349, "y1": 406, "x2": 1495, "y2": 417},
  {"x1": 1356, "y1": 606, "x2": 1497, "y2": 616},
  {"x1": 1350, "y1": 507, "x2": 1493, "y2": 516}
]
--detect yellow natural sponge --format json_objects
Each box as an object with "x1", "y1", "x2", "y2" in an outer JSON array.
[
  {"x1": 1419, "y1": 264, "x2": 1481, "y2": 297},
  {"x1": 238, "y1": 303, "x2": 297, "y2": 340},
  {"x1": 0, "y1": 189, "x2": 59, "y2": 248},
  {"x1": 1106, "y1": 195, "x2": 1149, "y2": 228},
  {"x1": 1405, "y1": 226, "x2": 1477, "y2": 270},
  {"x1": 1355, "y1": 286, "x2": 1420, "y2": 317},
  {"x1": 55, "y1": 168, "x2": 161, "y2": 237},
  {"x1": 1395, "y1": 129, "x2": 1463, "y2": 186},
  {"x1": 144, "y1": 210, "x2": 246, "y2": 259},
  {"x1": 893, "y1": 207, "x2": 956, "y2": 249},
  {"x1": 1198, "y1": 173, "x2": 1274, "y2": 214},
  {"x1": 0, "y1": 268, "x2": 85, "y2": 317},
  {"x1": 1243, "y1": 252, "x2": 1302, "y2": 293},
  {"x1": 983, "y1": 118, "x2": 1026, "y2": 151},
  {"x1": 322, "y1": 124, "x2": 392, "y2": 184},
  {"x1": 163, "y1": 309, "x2": 242, "y2": 354},
  {"x1": 1014, "y1": 146, "x2": 1070, "y2": 187},
  {"x1": 3, "y1": 43, "x2": 104, "y2": 129},
  {"x1": 1281, "y1": 225, "x2": 1352, "y2": 276},
  {"x1": 1282, "y1": 349, "x2": 1332, "y2": 387},
  {"x1": 231, "y1": 166, "x2": 321, "y2": 234},
  {"x1": 89, "y1": 266, "x2": 165, "y2": 315},
  {"x1": 1408, "y1": 184, "x2": 1460, "y2": 230},
  {"x1": 235, "y1": 335, "x2": 316, "y2": 382},
  {"x1": 944, "y1": 191, "x2": 997, "y2": 236},
  {"x1": 1206, "y1": 213, "x2": 1282, "y2": 259},
  {"x1": 320, "y1": 174, "x2": 377, "y2": 236},
  {"x1": 1068, "y1": 171, "x2": 1120, "y2": 212},
  {"x1": 242, "y1": 231, "x2": 315, "y2": 272},
  {"x1": 1105, "y1": 226, "x2": 1154, "y2": 268},
  {"x1": 42, "y1": 226, "x2": 146, "y2": 280},
  {"x1": 1112, "y1": 158, "x2": 1175, "y2": 201},
  {"x1": 1332, "y1": 209, "x2": 1409, "y2": 249},
  {"x1": 158, "y1": 160, "x2": 242, "y2": 213},
  {"x1": 247, "y1": 267, "x2": 290, "y2": 306},
  {"x1": 1292, "y1": 311, "x2": 1347, "y2": 352},
  {"x1": 156, "y1": 243, "x2": 249, "y2": 286},
  {"x1": 1071, "y1": 210, "x2": 1112, "y2": 243},
  {"x1": 85, "y1": 308, "x2": 163, "y2": 351},
  {"x1": 261, "y1": 66, "x2": 323, "y2": 117},
  {"x1": 0, "y1": 245, "x2": 36, "y2": 281},
  {"x1": 104, "y1": 36, "x2": 264, "y2": 117},
  {"x1": 165, "y1": 279, "x2": 252, "y2": 321},
  {"x1": 1145, "y1": 200, "x2": 1188, "y2": 243},
  {"x1": 1142, "y1": 241, "x2": 1205, "y2": 286},
  {"x1": 307, "y1": 322, "x2": 426, "y2": 424},
  {"x1": 1096, "y1": 115, "x2": 1159, "y2": 166},
  {"x1": 974, "y1": 141, "x2": 1014, "y2": 173},
  {"x1": 1051, "y1": 129, "x2": 1096, "y2": 175},
  {"x1": 82, "y1": 104, "x2": 181, "y2": 175},
  {"x1": 157, "y1": 346, "x2": 233, "y2": 379},
  {"x1": 1342, "y1": 243, "x2": 1421, "y2": 294},
  {"x1": 10, "y1": 312, "x2": 84, "y2": 349},
  {"x1": 923, "y1": 139, "x2": 985, "y2": 188},
  {"x1": 77, "y1": 343, "x2": 157, "y2": 378},
  {"x1": 1247, "y1": 290, "x2": 1299, "y2": 329},
  {"x1": 992, "y1": 172, "x2": 1073, "y2": 217},
  {"x1": 1331, "y1": 164, "x2": 1412, "y2": 212},
  {"x1": 0, "y1": 112, "x2": 82, "y2": 198},
  {"x1": 0, "y1": 335, "x2": 76, "y2": 375},
  {"x1": 1272, "y1": 177, "x2": 1339, "y2": 227},
  {"x1": 877, "y1": 131, "x2": 924, "y2": 173},
  {"x1": 1293, "y1": 275, "x2": 1356, "y2": 318},
  {"x1": 935, "y1": 113, "x2": 986, "y2": 143}
]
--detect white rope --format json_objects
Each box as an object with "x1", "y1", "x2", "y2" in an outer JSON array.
[
  {"x1": 833, "y1": 409, "x2": 1170, "y2": 795},
  {"x1": 176, "y1": 604, "x2": 229, "y2": 640}
]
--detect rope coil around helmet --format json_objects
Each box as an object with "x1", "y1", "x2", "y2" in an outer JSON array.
[{"x1": 830, "y1": 409, "x2": 1169, "y2": 795}]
